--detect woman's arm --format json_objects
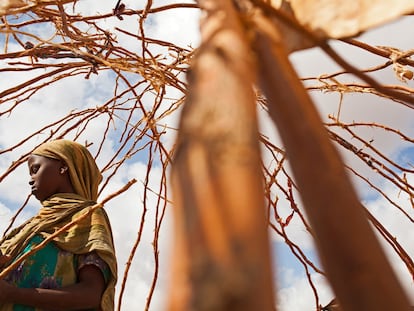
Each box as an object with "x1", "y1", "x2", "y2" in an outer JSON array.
[{"x1": 0, "y1": 265, "x2": 105, "y2": 310}]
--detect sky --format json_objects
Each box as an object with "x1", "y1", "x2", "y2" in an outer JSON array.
[{"x1": 0, "y1": 1, "x2": 414, "y2": 311}]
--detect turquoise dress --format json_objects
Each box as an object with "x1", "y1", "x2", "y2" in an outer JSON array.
[{"x1": 4, "y1": 235, "x2": 110, "y2": 311}]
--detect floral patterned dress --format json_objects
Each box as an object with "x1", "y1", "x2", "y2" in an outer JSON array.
[{"x1": 4, "y1": 235, "x2": 110, "y2": 311}]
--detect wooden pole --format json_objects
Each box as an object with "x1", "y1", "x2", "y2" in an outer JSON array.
[
  {"x1": 252, "y1": 13, "x2": 410, "y2": 311},
  {"x1": 168, "y1": 1, "x2": 275, "y2": 310}
]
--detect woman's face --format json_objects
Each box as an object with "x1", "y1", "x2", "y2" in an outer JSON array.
[{"x1": 28, "y1": 155, "x2": 70, "y2": 201}]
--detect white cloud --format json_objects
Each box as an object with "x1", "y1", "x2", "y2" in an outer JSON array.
[
  {"x1": 364, "y1": 178, "x2": 414, "y2": 303},
  {"x1": 99, "y1": 157, "x2": 173, "y2": 310},
  {"x1": 277, "y1": 269, "x2": 333, "y2": 311},
  {"x1": 0, "y1": 202, "x2": 14, "y2": 234}
]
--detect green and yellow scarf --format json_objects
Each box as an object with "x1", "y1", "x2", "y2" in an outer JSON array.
[
  {"x1": 1, "y1": 194, "x2": 117, "y2": 311},
  {"x1": 0, "y1": 140, "x2": 117, "y2": 311}
]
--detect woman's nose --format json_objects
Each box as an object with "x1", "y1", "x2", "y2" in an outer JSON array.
[{"x1": 29, "y1": 179, "x2": 34, "y2": 186}]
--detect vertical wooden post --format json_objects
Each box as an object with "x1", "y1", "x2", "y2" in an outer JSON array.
[
  {"x1": 252, "y1": 14, "x2": 410, "y2": 311},
  {"x1": 168, "y1": 1, "x2": 275, "y2": 310}
]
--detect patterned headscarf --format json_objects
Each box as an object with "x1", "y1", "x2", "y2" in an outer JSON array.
[{"x1": 32, "y1": 139, "x2": 102, "y2": 201}]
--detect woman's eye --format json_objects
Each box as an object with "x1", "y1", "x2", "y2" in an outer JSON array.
[{"x1": 31, "y1": 165, "x2": 39, "y2": 174}]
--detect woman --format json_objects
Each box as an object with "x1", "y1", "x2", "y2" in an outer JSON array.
[{"x1": 0, "y1": 140, "x2": 117, "y2": 311}]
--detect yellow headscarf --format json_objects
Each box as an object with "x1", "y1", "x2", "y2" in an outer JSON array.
[
  {"x1": 0, "y1": 140, "x2": 117, "y2": 311},
  {"x1": 32, "y1": 139, "x2": 102, "y2": 201}
]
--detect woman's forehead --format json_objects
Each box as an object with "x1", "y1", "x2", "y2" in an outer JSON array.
[{"x1": 28, "y1": 154, "x2": 61, "y2": 165}]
